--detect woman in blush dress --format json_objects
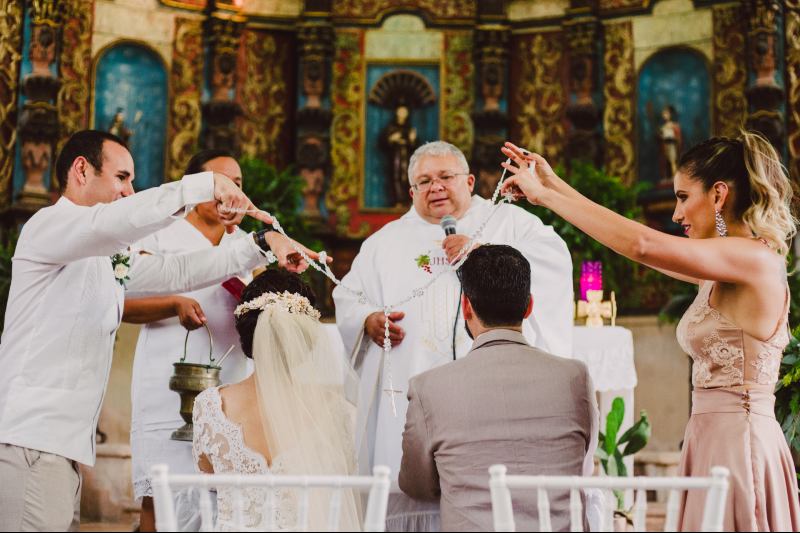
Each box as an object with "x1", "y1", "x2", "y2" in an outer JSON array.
[{"x1": 499, "y1": 131, "x2": 799, "y2": 531}]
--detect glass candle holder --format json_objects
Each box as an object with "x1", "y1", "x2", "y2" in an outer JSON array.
[{"x1": 579, "y1": 260, "x2": 603, "y2": 301}]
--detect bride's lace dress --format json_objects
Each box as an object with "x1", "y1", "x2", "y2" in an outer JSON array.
[{"x1": 192, "y1": 387, "x2": 296, "y2": 531}]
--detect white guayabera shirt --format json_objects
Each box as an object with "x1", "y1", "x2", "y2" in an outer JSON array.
[{"x1": 0, "y1": 172, "x2": 267, "y2": 466}]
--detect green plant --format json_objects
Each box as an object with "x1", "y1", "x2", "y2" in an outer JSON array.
[
  {"x1": 238, "y1": 157, "x2": 319, "y2": 250},
  {"x1": 596, "y1": 397, "x2": 652, "y2": 511},
  {"x1": 776, "y1": 325, "x2": 800, "y2": 456},
  {"x1": 521, "y1": 162, "x2": 684, "y2": 313}
]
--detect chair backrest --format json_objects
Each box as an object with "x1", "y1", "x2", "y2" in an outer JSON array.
[
  {"x1": 151, "y1": 464, "x2": 391, "y2": 532},
  {"x1": 488, "y1": 464, "x2": 729, "y2": 532}
]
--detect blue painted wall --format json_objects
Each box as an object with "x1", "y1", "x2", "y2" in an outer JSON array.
[
  {"x1": 636, "y1": 48, "x2": 710, "y2": 186},
  {"x1": 364, "y1": 64, "x2": 440, "y2": 209},
  {"x1": 93, "y1": 43, "x2": 168, "y2": 191}
]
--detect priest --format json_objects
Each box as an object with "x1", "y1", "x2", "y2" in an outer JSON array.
[{"x1": 333, "y1": 141, "x2": 574, "y2": 531}]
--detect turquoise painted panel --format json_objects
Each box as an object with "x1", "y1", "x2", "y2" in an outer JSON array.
[
  {"x1": 637, "y1": 48, "x2": 710, "y2": 186},
  {"x1": 364, "y1": 64, "x2": 440, "y2": 209},
  {"x1": 94, "y1": 44, "x2": 168, "y2": 191}
]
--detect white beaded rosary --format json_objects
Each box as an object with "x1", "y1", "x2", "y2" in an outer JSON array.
[{"x1": 224, "y1": 158, "x2": 528, "y2": 417}]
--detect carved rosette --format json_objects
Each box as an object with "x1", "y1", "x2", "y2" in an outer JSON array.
[
  {"x1": 787, "y1": 1, "x2": 800, "y2": 183},
  {"x1": 712, "y1": 4, "x2": 747, "y2": 138},
  {"x1": 167, "y1": 17, "x2": 204, "y2": 181},
  {"x1": 602, "y1": 21, "x2": 635, "y2": 184},
  {"x1": 237, "y1": 30, "x2": 291, "y2": 168},
  {"x1": 327, "y1": 30, "x2": 368, "y2": 237},
  {"x1": 57, "y1": 0, "x2": 92, "y2": 158},
  {"x1": 0, "y1": 0, "x2": 24, "y2": 208},
  {"x1": 443, "y1": 31, "x2": 475, "y2": 160},
  {"x1": 511, "y1": 31, "x2": 566, "y2": 167}
]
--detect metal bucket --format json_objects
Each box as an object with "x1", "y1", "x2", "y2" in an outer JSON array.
[{"x1": 169, "y1": 324, "x2": 220, "y2": 441}]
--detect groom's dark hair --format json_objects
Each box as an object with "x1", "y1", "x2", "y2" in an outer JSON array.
[
  {"x1": 457, "y1": 244, "x2": 531, "y2": 327},
  {"x1": 235, "y1": 269, "x2": 318, "y2": 358}
]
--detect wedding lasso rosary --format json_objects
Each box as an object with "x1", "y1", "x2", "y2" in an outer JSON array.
[{"x1": 224, "y1": 158, "x2": 531, "y2": 417}]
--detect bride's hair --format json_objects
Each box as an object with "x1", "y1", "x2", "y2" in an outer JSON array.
[
  {"x1": 232, "y1": 269, "x2": 362, "y2": 530},
  {"x1": 234, "y1": 269, "x2": 317, "y2": 359}
]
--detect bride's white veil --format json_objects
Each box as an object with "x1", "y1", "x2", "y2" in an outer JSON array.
[{"x1": 247, "y1": 292, "x2": 362, "y2": 531}]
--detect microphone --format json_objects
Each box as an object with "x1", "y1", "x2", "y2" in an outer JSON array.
[{"x1": 440, "y1": 215, "x2": 457, "y2": 236}]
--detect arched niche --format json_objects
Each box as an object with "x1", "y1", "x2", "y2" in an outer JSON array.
[
  {"x1": 92, "y1": 41, "x2": 168, "y2": 191},
  {"x1": 636, "y1": 47, "x2": 711, "y2": 188}
]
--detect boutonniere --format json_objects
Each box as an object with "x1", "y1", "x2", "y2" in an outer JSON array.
[{"x1": 111, "y1": 253, "x2": 131, "y2": 287}]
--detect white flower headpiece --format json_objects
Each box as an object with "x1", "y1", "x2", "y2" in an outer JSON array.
[{"x1": 234, "y1": 291, "x2": 321, "y2": 321}]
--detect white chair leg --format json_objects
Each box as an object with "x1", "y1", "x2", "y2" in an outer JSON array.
[
  {"x1": 489, "y1": 465, "x2": 516, "y2": 532},
  {"x1": 151, "y1": 464, "x2": 178, "y2": 533}
]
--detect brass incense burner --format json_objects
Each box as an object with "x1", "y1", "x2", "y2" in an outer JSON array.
[{"x1": 169, "y1": 324, "x2": 220, "y2": 441}]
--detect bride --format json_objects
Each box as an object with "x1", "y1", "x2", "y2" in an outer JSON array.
[{"x1": 192, "y1": 269, "x2": 362, "y2": 531}]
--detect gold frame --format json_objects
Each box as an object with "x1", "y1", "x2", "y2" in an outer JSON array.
[{"x1": 89, "y1": 39, "x2": 172, "y2": 187}]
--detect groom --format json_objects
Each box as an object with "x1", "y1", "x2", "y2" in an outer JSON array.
[{"x1": 0, "y1": 130, "x2": 321, "y2": 531}]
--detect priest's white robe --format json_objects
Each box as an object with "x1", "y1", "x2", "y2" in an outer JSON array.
[{"x1": 334, "y1": 196, "x2": 573, "y2": 530}]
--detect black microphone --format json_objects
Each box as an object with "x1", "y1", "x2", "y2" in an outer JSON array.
[{"x1": 440, "y1": 215, "x2": 457, "y2": 236}]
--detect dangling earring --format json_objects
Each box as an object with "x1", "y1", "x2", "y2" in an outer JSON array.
[{"x1": 715, "y1": 210, "x2": 728, "y2": 237}]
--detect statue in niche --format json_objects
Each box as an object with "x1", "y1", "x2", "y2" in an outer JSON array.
[
  {"x1": 108, "y1": 107, "x2": 138, "y2": 146},
  {"x1": 380, "y1": 104, "x2": 418, "y2": 207},
  {"x1": 657, "y1": 105, "x2": 682, "y2": 184},
  {"x1": 369, "y1": 69, "x2": 436, "y2": 208}
]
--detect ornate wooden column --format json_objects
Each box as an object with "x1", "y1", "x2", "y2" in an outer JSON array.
[
  {"x1": 15, "y1": 0, "x2": 63, "y2": 213},
  {"x1": 744, "y1": 0, "x2": 785, "y2": 153},
  {"x1": 296, "y1": 0, "x2": 333, "y2": 222},
  {"x1": 0, "y1": 1, "x2": 24, "y2": 213},
  {"x1": 563, "y1": 1, "x2": 602, "y2": 168},
  {"x1": 472, "y1": 0, "x2": 510, "y2": 198},
  {"x1": 201, "y1": 8, "x2": 245, "y2": 153}
]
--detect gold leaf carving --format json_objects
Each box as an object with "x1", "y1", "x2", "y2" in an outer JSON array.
[
  {"x1": 786, "y1": 2, "x2": 800, "y2": 183},
  {"x1": 603, "y1": 21, "x2": 635, "y2": 184},
  {"x1": 712, "y1": 4, "x2": 747, "y2": 139},
  {"x1": 442, "y1": 31, "x2": 475, "y2": 159},
  {"x1": 333, "y1": 0, "x2": 475, "y2": 21},
  {"x1": 166, "y1": 17, "x2": 203, "y2": 181},
  {"x1": 57, "y1": 0, "x2": 93, "y2": 162},
  {"x1": 0, "y1": 0, "x2": 23, "y2": 207}
]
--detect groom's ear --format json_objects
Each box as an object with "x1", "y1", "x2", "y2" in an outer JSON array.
[
  {"x1": 523, "y1": 294, "x2": 533, "y2": 319},
  {"x1": 462, "y1": 294, "x2": 474, "y2": 320}
]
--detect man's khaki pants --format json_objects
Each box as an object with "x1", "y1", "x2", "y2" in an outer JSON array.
[{"x1": 0, "y1": 443, "x2": 81, "y2": 532}]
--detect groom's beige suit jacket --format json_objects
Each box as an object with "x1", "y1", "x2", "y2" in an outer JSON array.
[{"x1": 398, "y1": 328, "x2": 597, "y2": 532}]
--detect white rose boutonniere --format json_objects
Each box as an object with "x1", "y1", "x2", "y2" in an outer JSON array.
[{"x1": 111, "y1": 253, "x2": 131, "y2": 287}]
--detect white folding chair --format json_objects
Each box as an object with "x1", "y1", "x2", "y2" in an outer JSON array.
[
  {"x1": 151, "y1": 464, "x2": 391, "y2": 532},
  {"x1": 489, "y1": 464, "x2": 729, "y2": 532}
]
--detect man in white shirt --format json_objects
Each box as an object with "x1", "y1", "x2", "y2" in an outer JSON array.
[
  {"x1": 0, "y1": 130, "x2": 319, "y2": 531},
  {"x1": 333, "y1": 141, "x2": 573, "y2": 530}
]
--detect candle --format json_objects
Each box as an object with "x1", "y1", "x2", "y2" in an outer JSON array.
[{"x1": 580, "y1": 260, "x2": 603, "y2": 301}]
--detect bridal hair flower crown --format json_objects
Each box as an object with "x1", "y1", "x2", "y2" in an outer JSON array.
[{"x1": 234, "y1": 291, "x2": 321, "y2": 321}]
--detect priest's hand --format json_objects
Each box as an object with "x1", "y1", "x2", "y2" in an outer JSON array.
[
  {"x1": 174, "y1": 296, "x2": 206, "y2": 330},
  {"x1": 365, "y1": 311, "x2": 405, "y2": 348},
  {"x1": 443, "y1": 234, "x2": 478, "y2": 264}
]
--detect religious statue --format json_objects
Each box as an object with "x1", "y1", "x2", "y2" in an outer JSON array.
[
  {"x1": 657, "y1": 105, "x2": 682, "y2": 184},
  {"x1": 379, "y1": 105, "x2": 418, "y2": 207},
  {"x1": 108, "y1": 107, "x2": 136, "y2": 146}
]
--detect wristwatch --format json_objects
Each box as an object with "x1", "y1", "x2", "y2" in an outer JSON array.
[{"x1": 253, "y1": 228, "x2": 275, "y2": 253}]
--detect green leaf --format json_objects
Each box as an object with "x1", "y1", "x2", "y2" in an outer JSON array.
[
  {"x1": 621, "y1": 411, "x2": 652, "y2": 457},
  {"x1": 603, "y1": 397, "x2": 625, "y2": 456}
]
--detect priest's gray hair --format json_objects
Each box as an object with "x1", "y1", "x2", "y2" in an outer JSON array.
[{"x1": 407, "y1": 141, "x2": 470, "y2": 184}]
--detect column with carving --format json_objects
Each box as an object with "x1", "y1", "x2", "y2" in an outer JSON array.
[
  {"x1": 744, "y1": 0, "x2": 785, "y2": 153},
  {"x1": 0, "y1": 1, "x2": 24, "y2": 212},
  {"x1": 201, "y1": 12, "x2": 245, "y2": 153},
  {"x1": 296, "y1": 6, "x2": 333, "y2": 222},
  {"x1": 564, "y1": 4, "x2": 602, "y2": 168},
  {"x1": 16, "y1": 0, "x2": 62, "y2": 213}
]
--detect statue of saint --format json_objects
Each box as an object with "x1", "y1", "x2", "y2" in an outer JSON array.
[
  {"x1": 109, "y1": 107, "x2": 134, "y2": 146},
  {"x1": 380, "y1": 105, "x2": 418, "y2": 207},
  {"x1": 658, "y1": 105, "x2": 682, "y2": 184}
]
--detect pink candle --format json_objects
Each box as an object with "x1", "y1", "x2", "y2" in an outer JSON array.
[{"x1": 580, "y1": 261, "x2": 603, "y2": 300}]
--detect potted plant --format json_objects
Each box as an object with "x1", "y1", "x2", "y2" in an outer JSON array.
[
  {"x1": 596, "y1": 396, "x2": 652, "y2": 527},
  {"x1": 776, "y1": 326, "x2": 800, "y2": 468}
]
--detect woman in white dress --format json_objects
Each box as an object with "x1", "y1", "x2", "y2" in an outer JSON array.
[
  {"x1": 125, "y1": 150, "x2": 252, "y2": 531},
  {"x1": 192, "y1": 269, "x2": 362, "y2": 531}
]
